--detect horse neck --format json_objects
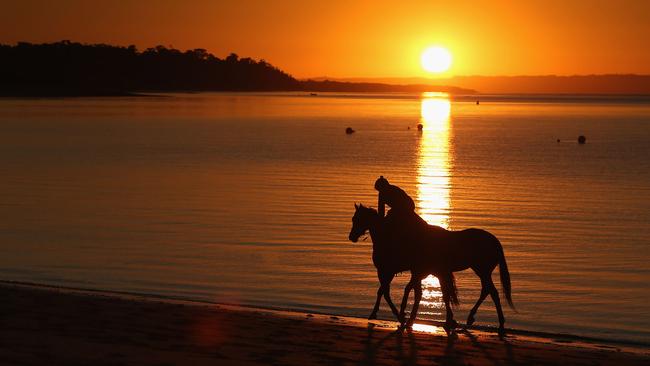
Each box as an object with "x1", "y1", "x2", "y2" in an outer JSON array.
[{"x1": 367, "y1": 216, "x2": 387, "y2": 249}]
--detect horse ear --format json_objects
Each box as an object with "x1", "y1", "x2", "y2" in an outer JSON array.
[{"x1": 354, "y1": 203, "x2": 359, "y2": 209}]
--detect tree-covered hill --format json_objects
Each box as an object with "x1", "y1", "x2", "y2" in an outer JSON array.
[{"x1": 0, "y1": 41, "x2": 299, "y2": 95}]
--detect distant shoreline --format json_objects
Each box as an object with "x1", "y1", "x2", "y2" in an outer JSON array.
[
  {"x1": 310, "y1": 74, "x2": 650, "y2": 95},
  {"x1": 3, "y1": 91, "x2": 650, "y2": 104},
  {"x1": 0, "y1": 90, "x2": 146, "y2": 98},
  {"x1": 0, "y1": 83, "x2": 476, "y2": 98}
]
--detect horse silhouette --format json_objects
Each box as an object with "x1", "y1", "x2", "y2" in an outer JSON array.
[
  {"x1": 349, "y1": 204, "x2": 410, "y2": 324},
  {"x1": 349, "y1": 203, "x2": 514, "y2": 334},
  {"x1": 348, "y1": 204, "x2": 457, "y2": 326},
  {"x1": 349, "y1": 204, "x2": 458, "y2": 324}
]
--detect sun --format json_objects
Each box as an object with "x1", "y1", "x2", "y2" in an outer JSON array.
[{"x1": 421, "y1": 46, "x2": 452, "y2": 73}]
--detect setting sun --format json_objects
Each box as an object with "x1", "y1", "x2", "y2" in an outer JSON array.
[{"x1": 421, "y1": 46, "x2": 452, "y2": 73}]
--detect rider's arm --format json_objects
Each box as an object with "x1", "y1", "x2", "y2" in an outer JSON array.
[
  {"x1": 407, "y1": 195, "x2": 416, "y2": 212},
  {"x1": 378, "y1": 192, "x2": 385, "y2": 218}
]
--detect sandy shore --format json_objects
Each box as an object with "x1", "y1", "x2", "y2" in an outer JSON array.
[{"x1": 0, "y1": 282, "x2": 647, "y2": 365}]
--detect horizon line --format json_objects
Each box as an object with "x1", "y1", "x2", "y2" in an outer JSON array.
[{"x1": 302, "y1": 73, "x2": 650, "y2": 81}]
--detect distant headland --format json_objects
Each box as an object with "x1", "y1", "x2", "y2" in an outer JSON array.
[
  {"x1": 313, "y1": 75, "x2": 650, "y2": 95},
  {"x1": 0, "y1": 41, "x2": 473, "y2": 97}
]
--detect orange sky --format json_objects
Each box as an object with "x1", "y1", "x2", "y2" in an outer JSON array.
[{"x1": 1, "y1": 0, "x2": 649, "y2": 78}]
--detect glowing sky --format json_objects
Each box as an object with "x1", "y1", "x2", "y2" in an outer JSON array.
[{"x1": 1, "y1": 0, "x2": 649, "y2": 78}]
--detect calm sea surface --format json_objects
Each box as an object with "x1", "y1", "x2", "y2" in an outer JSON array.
[{"x1": 1, "y1": 92, "x2": 649, "y2": 344}]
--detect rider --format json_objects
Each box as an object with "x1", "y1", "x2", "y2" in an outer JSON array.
[
  {"x1": 374, "y1": 176, "x2": 428, "y2": 229},
  {"x1": 375, "y1": 176, "x2": 415, "y2": 218}
]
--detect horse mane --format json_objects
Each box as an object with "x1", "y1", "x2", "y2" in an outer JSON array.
[{"x1": 357, "y1": 204, "x2": 378, "y2": 216}]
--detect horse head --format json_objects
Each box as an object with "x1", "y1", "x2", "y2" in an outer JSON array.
[{"x1": 349, "y1": 203, "x2": 377, "y2": 242}]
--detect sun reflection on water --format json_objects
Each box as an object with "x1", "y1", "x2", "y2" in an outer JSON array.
[
  {"x1": 420, "y1": 274, "x2": 444, "y2": 308},
  {"x1": 415, "y1": 92, "x2": 452, "y2": 314},
  {"x1": 417, "y1": 92, "x2": 451, "y2": 229}
]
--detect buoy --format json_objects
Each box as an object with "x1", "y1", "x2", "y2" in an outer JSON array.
[
  {"x1": 557, "y1": 139, "x2": 561, "y2": 143},
  {"x1": 417, "y1": 123, "x2": 423, "y2": 131},
  {"x1": 578, "y1": 135, "x2": 586, "y2": 144},
  {"x1": 345, "y1": 127, "x2": 355, "y2": 134},
  {"x1": 476, "y1": 100, "x2": 480, "y2": 105}
]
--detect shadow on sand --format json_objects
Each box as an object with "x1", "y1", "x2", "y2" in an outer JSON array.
[{"x1": 360, "y1": 323, "x2": 517, "y2": 366}]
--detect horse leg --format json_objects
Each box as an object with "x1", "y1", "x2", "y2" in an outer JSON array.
[
  {"x1": 368, "y1": 286, "x2": 382, "y2": 319},
  {"x1": 404, "y1": 281, "x2": 422, "y2": 327},
  {"x1": 379, "y1": 273, "x2": 404, "y2": 324},
  {"x1": 466, "y1": 278, "x2": 490, "y2": 326},
  {"x1": 440, "y1": 273, "x2": 458, "y2": 332},
  {"x1": 399, "y1": 278, "x2": 415, "y2": 321},
  {"x1": 486, "y1": 276, "x2": 506, "y2": 334}
]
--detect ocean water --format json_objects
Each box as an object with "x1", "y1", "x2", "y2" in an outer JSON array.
[{"x1": 1, "y1": 92, "x2": 649, "y2": 345}]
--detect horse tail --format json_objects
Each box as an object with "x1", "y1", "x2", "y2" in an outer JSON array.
[
  {"x1": 497, "y1": 239, "x2": 515, "y2": 310},
  {"x1": 449, "y1": 272, "x2": 460, "y2": 307},
  {"x1": 441, "y1": 272, "x2": 460, "y2": 308}
]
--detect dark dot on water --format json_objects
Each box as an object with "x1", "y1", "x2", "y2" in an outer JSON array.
[
  {"x1": 345, "y1": 127, "x2": 355, "y2": 134},
  {"x1": 417, "y1": 123, "x2": 423, "y2": 131},
  {"x1": 578, "y1": 135, "x2": 586, "y2": 144},
  {"x1": 557, "y1": 139, "x2": 560, "y2": 143}
]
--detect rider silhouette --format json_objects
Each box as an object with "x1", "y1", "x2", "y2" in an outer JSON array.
[
  {"x1": 374, "y1": 176, "x2": 428, "y2": 256},
  {"x1": 374, "y1": 176, "x2": 415, "y2": 218}
]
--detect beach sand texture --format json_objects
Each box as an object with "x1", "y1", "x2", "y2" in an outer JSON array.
[{"x1": 1, "y1": 283, "x2": 647, "y2": 365}]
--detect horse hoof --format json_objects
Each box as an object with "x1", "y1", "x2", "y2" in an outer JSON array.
[
  {"x1": 443, "y1": 319, "x2": 458, "y2": 335},
  {"x1": 498, "y1": 326, "x2": 506, "y2": 337},
  {"x1": 368, "y1": 313, "x2": 377, "y2": 320},
  {"x1": 443, "y1": 324, "x2": 455, "y2": 335},
  {"x1": 466, "y1": 316, "x2": 475, "y2": 326}
]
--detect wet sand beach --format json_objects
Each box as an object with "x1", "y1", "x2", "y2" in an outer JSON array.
[{"x1": 1, "y1": 282, "x2": 647, "y2": 365}]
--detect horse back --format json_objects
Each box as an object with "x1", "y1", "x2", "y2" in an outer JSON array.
[
  {"x1": 452, "y1": 228, "x2": 501, "y2": 265},
  {"x1": 416, "y1": 227, "x2": 501, "y2": 272}
]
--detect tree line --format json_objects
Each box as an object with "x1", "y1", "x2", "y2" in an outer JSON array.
[{"x1": 0, "y1": 41, "x2": 299, "y2": 95}]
